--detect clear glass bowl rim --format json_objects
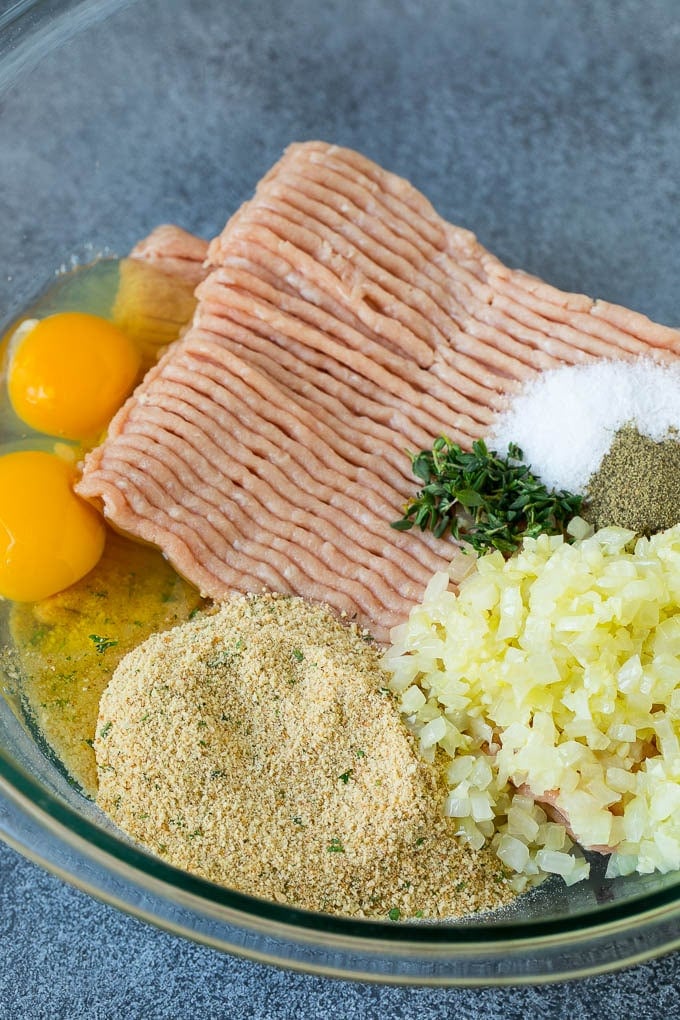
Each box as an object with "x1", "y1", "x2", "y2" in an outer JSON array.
[{"x1": 4, "y1": 741, "x2": 680, "y2": 951}]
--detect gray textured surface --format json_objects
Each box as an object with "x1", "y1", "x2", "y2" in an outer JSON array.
[
  {"x1": 2, "y1": 0, "x2": 680, "y2": 1014},
  {"x1": 3, "y1": 0, "x2": 680, "y2": 322},
  {"x1": 0, "y1": 840, "x2": 679, "y2": 1018}
]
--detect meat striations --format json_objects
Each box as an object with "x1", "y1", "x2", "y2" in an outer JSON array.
[{"x1": 77, "y1": 142, "x2": 680, "y2": 641}]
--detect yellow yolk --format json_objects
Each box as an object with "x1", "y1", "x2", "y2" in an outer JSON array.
[
  {"x1": 0, "y1": 451, "x2": 105, "y2": 602},
  {"x1": 7, "y1": 312, "x2": 141, "y2": 441}
]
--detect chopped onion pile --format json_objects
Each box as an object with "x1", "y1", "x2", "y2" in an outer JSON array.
[{"x1": 383, "y1": 519, "x2": 680, "y2": 888}]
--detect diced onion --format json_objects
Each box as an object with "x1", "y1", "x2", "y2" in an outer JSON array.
[{"x1": 384, "y1": 523, "x2": 680, "y2": 886}]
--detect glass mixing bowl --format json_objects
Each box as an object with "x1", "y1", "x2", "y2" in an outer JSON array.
[{"x1": 2, "y1": 0, "x2": 680, "y2": 985}]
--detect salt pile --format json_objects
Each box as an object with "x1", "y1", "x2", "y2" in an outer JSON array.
[{"x1": 489, "y1": 358, "x2": 680, "y2": 493}]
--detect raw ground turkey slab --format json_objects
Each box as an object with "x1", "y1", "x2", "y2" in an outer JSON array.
[{"x1": 77, "y1": 142, "x2": 680, "y2": 641}]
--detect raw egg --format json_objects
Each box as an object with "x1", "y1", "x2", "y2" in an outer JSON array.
[
  {"x1": 0, "y1": 450, "x2": 105, "y2": 602},
  {"x1": 7, "y1": 312, "x2": 141, "y2": 441}
]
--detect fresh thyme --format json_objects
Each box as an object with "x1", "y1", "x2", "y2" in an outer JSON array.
[
  {"x1": 392, "y1": 437, "x2": 582, "y2": 555},
  {"x1": 88, "y1": 634, "x2": 118, "y2": 654}
]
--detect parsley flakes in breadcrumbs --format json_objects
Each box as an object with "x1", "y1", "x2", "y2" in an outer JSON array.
[{"x1": 95, "y1": 593, "x2": 515, "y2": 919}]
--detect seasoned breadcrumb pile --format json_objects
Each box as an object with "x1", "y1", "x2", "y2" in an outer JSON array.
[{"x1": 95, "y1": 593, "x2": 515, "y2": 919}]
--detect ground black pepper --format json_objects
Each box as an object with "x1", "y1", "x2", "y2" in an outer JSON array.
[{"x1": 584, "y1": 424, "x2": 680, "y2": 534}]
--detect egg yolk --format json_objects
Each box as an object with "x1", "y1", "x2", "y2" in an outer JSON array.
[
  {"x1": 7, "y1": 312, "x2": 141, "y2": 441},
  {"x1": 0, "y1": 451, "x2": 105, "y2": 602}
]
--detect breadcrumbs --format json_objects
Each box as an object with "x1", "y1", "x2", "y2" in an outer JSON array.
[{"x1": 95, "y1": 593, "x2": 516, "y2": 919}]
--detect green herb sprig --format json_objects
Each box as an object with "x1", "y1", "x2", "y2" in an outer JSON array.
[
  {"x1": 392, "y1": 437, "x2": 582, "y2": 556},
  {"x1": 88, "y1": 634, "x2": 118, "y2": 654}
]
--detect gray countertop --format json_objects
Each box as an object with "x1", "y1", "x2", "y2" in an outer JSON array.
[
  {"x1": 3, "y1": 0, "x2": 680, "y2": 1015},
  {"x1": 1, "y1": 839, "x2": 679, "y2": 1019}
]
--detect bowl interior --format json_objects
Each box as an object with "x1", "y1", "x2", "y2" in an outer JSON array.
[{"x1": 2, "y1": 0, "x2": 680, "y2": 983}]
